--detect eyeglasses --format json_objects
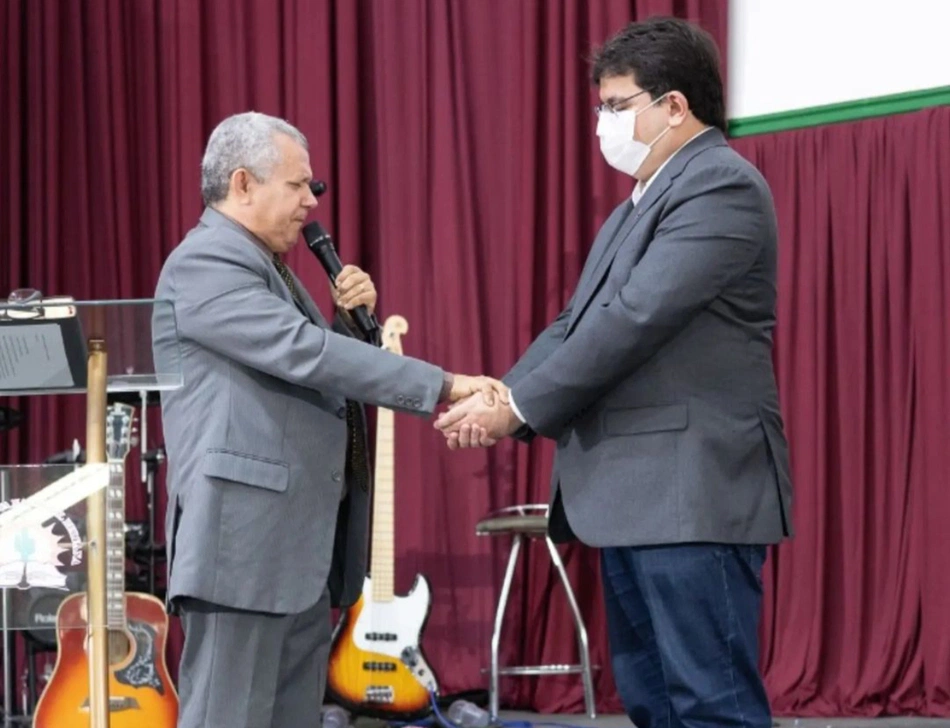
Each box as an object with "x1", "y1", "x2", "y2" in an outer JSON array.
[{"x1": 593, "y1": 89, "x2": 650, "y2": 117}]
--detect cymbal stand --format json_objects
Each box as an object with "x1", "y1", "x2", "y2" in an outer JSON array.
[
  {"x1": 137, "y1": 391, "x2": 163, "y2": 595},
  {"x1": 142, "y1": 447, "x2": 165, "y2": 596},
  {"x1": 139, "y1": 391, "x2": 149, "y2": 492}
]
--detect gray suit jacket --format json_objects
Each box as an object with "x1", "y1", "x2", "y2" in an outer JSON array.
[
  {"x1": 152, "y1": 208, "x2": 445, "y2": 614},
  {"x1": 505, "y1": 129, "x2": 793, "y2": 547}
]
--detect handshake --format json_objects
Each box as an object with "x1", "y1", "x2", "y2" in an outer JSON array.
[{"x1": 436, "y1": 374, "x2": 521, "y2": 449}]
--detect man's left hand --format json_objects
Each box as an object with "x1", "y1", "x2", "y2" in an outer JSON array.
[
  {"x1": 333, "y1": 265, "x2": 377, "y2": 315},
  {"x1": 434, "y1": 395, "x2": 521, "y2": 448}
]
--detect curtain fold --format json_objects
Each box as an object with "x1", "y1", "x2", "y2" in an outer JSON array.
[{"x1": 733, "y1": 105, "x2": 950, "y2": 716}]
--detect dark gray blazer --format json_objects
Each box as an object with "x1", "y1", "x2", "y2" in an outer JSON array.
[
  {"x1": 152, "y1": 208, "x2": 445, "y2": 614},
  {"x1": 506, "y1": 129, "x2": 793, "y2": 547}
]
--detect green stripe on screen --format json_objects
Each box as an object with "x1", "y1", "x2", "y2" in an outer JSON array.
[{"x1": 728, "y1": 85, "x2": 950, "y2": 137}]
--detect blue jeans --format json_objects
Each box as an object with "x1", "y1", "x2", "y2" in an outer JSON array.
[{"x1": 601, "y1": 543, "x2": 770, "y2": 728}]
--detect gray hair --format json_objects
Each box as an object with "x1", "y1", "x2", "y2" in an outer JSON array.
[{"x1": 200, "y1": 111, "x2": 309, "y2": 205}]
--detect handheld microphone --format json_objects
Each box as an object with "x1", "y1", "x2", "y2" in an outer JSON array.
[
  {"x1": 302, "y1": 221, "x2": 379, "y2": 342},
  {"x1": 309, "y1": 180, "x2": 328, "y2": 198}
]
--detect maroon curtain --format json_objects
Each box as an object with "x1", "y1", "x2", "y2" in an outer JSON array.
[{"x1": 732, "y1": 105, "x2": 950, "y2": 716}]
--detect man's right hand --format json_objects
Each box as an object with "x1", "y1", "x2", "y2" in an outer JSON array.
[{"x1": 445, "y1": 374, "x2": 510, "y2": 406}]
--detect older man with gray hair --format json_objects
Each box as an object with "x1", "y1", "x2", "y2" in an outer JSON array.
[{"x1": 152, "y1": 111, "x2": 503, "y2": 727}]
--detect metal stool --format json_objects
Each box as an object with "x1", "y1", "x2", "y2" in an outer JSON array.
[{"x1": 476, "y1": 504, "x2": 596, "y2": 719}]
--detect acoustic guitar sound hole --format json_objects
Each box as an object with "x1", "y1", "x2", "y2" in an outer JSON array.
[{"x1": 108, "y1": 629, "x2": 132, "y2": 664}]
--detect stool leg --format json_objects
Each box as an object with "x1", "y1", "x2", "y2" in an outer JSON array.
[
  {"x1": 544, "y1": 536, "x2": 596, "y2": 719},
  {"x1": 490, "y1": 533, "x2": 523, "y2": 721}
]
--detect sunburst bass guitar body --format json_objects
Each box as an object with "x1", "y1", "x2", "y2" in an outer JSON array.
[
  {"x1": 327, "y1": 573, "x2": 438, "y2": 719},
  {"x1": 326, "y1": 315, "x2": 440, "y2": 720}
]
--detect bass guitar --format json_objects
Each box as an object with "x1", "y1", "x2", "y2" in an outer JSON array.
[{"x1": 326, "y1": 315, "x2": 440, "y2": 720}]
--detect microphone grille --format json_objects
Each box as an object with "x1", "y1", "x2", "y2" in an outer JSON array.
[{"x1": 302, "y1": 221, "x2": 331, "y2": 250}]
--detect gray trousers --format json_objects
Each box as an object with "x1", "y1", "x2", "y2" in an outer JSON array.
[{"x1": 176, "y1": 589, "x2": 332, "y2": 728}]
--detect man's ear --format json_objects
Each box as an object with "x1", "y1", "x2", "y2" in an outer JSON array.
[
  {"x1": 666, "y1": 91, "x2": 691, "y2": 128},
  {"x1": 230, "y1": 168, "x2": 254, "y2": 205}
]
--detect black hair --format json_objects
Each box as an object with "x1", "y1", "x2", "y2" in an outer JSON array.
[{"x1": 591, "y1": 17, "x2": 726, "y2": 132}]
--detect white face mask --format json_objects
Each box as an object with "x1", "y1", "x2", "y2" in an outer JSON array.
[{"x1": 596, "y1": 94, "x2": 671, "y2": 177}]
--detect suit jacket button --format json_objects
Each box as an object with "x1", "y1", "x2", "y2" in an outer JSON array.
[
  {"x1": 413, "y1": 399, "x2": 421, "y2": 408},
  {"x1": 396, "y1": 395, "x2": 405, "y2": 404},
  {"x1": 337, "y1": 406, "x2": 346, "y2": 419},
  {"x1": 331, "y1": 470, "x2": 343, "y2": 482}
]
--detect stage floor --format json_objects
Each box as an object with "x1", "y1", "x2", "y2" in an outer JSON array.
[
  {"x1": 352, "y1": 712, "x2": 950, "y2": 728},
  {"x1": 501, "y1": 716, "x2": 950, "y2": 728}
]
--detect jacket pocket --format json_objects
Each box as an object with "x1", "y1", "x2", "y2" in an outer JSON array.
[
  {"x1": 603, "y1": 403, "x2": 688, "y2": 436},
  {"x1": 203, "y1": 449, "x2": 290, "y2": 492}
]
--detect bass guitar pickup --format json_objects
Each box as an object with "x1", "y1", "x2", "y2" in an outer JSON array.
[
  {"x1": 362, "y1": 661, "x2": 398, "y2": 672},
  {"x1": 363, "y1": 631, "x2": 398, "y2": 642}
]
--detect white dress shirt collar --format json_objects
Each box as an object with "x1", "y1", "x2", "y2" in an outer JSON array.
[{"x1": 631, "y1": 126, "x2": 713, "y2": 205}]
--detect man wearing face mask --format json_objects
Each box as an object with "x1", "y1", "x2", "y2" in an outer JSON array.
[{"x1": 436, "y1": 17, "x2": 793, "y2": 728}]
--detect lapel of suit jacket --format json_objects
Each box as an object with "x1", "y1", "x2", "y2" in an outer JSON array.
[
  {"x1": 565, "y1": 201, "x2": 633, "y2": 332},
  {"x1": 267, "y1": 258, "x2": 330, "y2": 329},
  {"x1": 566, "y1": 128, "x2": 727, "y2": 336},
  {"x1": 292, "y1": 273, "x2": 331, "y2": 329},
  {"x1": 198, "y1": 208, "x2": 332, "y2": 329}
]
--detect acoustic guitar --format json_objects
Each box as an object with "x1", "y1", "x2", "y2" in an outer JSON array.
[
  {"x1": 326, "y1": 315, "x2": 440, "y2": 720},
  {"x1": 33, "y1": 402, "x2": 178, "y2": 727}
]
